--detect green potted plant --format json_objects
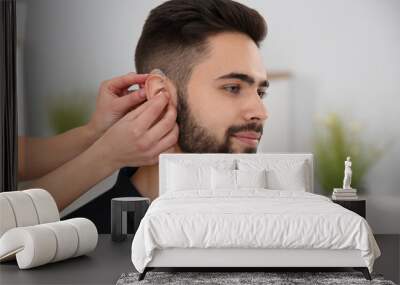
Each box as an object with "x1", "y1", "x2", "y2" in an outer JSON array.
[
  {"x1": 47, "y1": 92, "x2": 92, "y2": 134},
  {"x1": 313, "y1": 112, "x2": 383, "y2": 195}
]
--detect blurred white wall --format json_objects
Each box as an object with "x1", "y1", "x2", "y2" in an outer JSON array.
[
  {"x1": 17, "y1": 0, "x2": 400, "y2": 232},
  {"x1": 252, "y1": 0, "x2": 400, "y2": 234}
]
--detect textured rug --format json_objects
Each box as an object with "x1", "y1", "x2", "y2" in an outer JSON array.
[{"x1": 116, "y1": 271, "x2": 396, "y2": 285}]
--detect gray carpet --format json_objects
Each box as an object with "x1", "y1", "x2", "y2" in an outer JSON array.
[{"x1": 116, "y1": 271, "x2": 397, "y2": 285}]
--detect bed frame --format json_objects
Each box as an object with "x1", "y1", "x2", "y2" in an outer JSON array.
[{"x1": 138, "y1": 153, "x2": 371, "y2": 281}]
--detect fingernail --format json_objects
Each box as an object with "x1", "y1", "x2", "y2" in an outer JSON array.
[
  {"x1": 154, "y1": 91, "x2": 164, "y2": 99},
  {"x1": 155, "y1": 89, "x2": 166, "y2": 98}
]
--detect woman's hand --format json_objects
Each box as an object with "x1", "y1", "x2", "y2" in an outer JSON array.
[
  {"x1": 95, "y1": 91, "x2": 179, "y2": 168},
  {"x1": 87, "y1": 72, "x2": 150, "y2": 138}
]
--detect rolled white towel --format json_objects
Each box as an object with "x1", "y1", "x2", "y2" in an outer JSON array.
[
  {"x1": 0, "y1": 189, "x2": 60, "y2": 238},
  {"x1": 24, "y1": 189, "x2": 60, "y2": 224},
  {"x1": 64, "y1": 218, "x2": 98, "y2": 258},
  {"x1": 0, "y1": 196, "x2": 17, "y2": 237},
  {"x1": 42, "y1": 221, "x2": 79, "y2": 262},
  {"x1": 0, "y1": 218, "x2": 98, "y2": 269},
  {"x1": 0, "y1": 191, "x2": 39, "y2": 227},
  {"x1": 0, "y1": 225, "x2": 57, "y2": 268}
]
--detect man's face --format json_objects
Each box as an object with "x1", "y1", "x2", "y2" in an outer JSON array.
[{"x1": 177, "y1": 32, "x2": 269, "y2": 153}]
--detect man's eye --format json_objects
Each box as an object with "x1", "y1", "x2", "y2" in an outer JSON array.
[
  {"x1": 258, "y1": 89, "x2": 268, "y2": 99},
  {"x1": 224, "y1": 85, "x2": 241, "y2": 94}
]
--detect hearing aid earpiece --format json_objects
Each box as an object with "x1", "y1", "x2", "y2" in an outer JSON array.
[{"x1": 150, "y1": 68, "x2": 167, "y2": 78}]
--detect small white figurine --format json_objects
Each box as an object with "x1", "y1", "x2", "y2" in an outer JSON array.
[{"x1": 342, "y1": 156, "x2": 352, "y2": 189}]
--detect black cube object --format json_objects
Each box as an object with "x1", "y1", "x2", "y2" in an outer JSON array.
[
  {"x1": 332, "y1": 199, "x2": 366, "y2": 218},
  {"x1": 111, "y1": 197, "x2": 150, "y2": 242}
]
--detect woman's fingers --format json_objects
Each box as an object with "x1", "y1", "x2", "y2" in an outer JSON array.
[
  {"x1": 132, "y1": 93, "x2": 169, "y2": 133},
  {"x1": 100, "y1": 88, "x2": 178, "y2": 168},
  {"x1": 144, "y1": 102, "x2": 177, "y2": 143},
  {"x1": 124, "y1": 92, "x2": 166, "y2": 122},
  {"x1": 111, "y1": 89, "x2": 146, "y2": 115},
  {"x1": 148, "y1": 124, "x2": 179, "y2": 159},
  {"x1": 105, "y1": 72, "x2": 149, "y2": 94}
]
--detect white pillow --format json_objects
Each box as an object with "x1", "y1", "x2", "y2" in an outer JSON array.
[
  {"x1": 237, "y1": 159, "x2": 308, "y2": 191},
  {"x1": 167, "y1": 159, "x2": 236, "y2": 170},
  {"x1": 266, "y1": 163, "x2": 307, "y2": 191},
  {"x1": 211, "y1": 168, "x2": 237, "y2": 190},
  {"x1": 167, "y1": 162, "x2": 212, "y2": 191},
  {"x1": 236, "y1": 169, "x2": 267, "y2": 188}
]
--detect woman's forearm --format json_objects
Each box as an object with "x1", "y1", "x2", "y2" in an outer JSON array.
[
  {"x1": 18, "y1": 124, "x2": 99, "y2": 181},
  {"x1": 27, "y1": 140, "x2": 119, "y2": 211}
]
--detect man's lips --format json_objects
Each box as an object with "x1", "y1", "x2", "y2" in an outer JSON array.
[
  {"x1": 233, "y1": 131, "x2": 261, "y2": 140},
  {"x1": 232, "y1": 131, "x2": 261, "y2": 147}
]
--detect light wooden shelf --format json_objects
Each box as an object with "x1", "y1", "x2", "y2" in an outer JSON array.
[{"x1": 268, "y1": 71, "x2": 292, "y2": 81}]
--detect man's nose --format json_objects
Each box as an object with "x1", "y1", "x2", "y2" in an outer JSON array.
[{"x1": 242, "y1": 94, "x2": 269, "y2": 122}]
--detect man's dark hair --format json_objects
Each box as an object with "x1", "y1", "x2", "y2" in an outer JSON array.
[{"x1": 135, "y1": 0, "x2": 267, "y2": 90}]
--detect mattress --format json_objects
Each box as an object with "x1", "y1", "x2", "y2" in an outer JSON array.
[{"x1": 131, "y1": 189, "x2": 381, "y2": 273}]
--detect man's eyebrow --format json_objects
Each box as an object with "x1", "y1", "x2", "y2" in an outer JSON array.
[{"x1": 216, "y1": 72, "x2": 269, "y2": 88}]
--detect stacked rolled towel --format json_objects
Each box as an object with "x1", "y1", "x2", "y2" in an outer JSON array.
[
  {"x1": 0, "y1": 189, "x2": 98, "y2": 269},
  {"x1": 332, "y1": 188, "x2": 358, "y2": 200}
]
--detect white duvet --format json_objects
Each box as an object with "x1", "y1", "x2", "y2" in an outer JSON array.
[{"x1": 131, "y1": 190, "x2": 380, "y2": 273}]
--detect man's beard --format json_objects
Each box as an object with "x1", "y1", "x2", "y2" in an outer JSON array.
[{"x1": 176, "y1": 91, "x2": 263, "y2": 153}]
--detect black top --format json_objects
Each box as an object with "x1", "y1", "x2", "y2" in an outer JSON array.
[{"x1": 63, "y1": 167, "x2": 140, "y2": 233}]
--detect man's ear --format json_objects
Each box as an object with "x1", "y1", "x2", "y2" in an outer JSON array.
[{"x1": 145, "y1": 70, "x2": 177, "y2": 107}]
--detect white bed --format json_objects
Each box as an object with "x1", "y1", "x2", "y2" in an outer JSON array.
[{"x1": 131, "y1": 153, "x2": 380, "y2": 280}]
